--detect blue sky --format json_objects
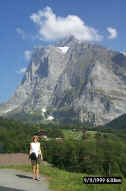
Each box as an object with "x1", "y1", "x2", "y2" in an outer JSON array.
[{"x1": 0, "y1": 0, "x2": 125, "y2": 103}]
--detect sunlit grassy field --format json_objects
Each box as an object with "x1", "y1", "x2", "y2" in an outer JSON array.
[{"x1": 62, "y1": 129, "x2": 83, "y2": 140}]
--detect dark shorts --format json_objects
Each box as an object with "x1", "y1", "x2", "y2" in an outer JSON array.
[{"x1": 31, "y1": 155, "x2": 41, "y2": 165}]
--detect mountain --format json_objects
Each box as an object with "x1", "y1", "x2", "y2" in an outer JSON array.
[
  {"x1": 104, "y1": 113, "x2": 126, "y2": 129},
  {"x1": 1, "y1": 37, "x2": 126, "y2": 126}
]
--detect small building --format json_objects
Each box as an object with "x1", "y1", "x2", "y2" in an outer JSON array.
[
  {"x1": 35, "y1": 131, "x2": 48, "y2": 139},
  {"x1": 41, "y1": 135, "x2": 48, "y2": 139},
  {"x1": 55, "y1": 137, "x2": 64, "y2": 141}
]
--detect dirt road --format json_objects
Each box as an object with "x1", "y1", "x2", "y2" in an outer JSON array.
[
  {"x1": 0, "y1": 169, "x2": 52, "y2": 191},
  {"x1": 0, "y1": 154, "x2": 54, "y2": 191}
]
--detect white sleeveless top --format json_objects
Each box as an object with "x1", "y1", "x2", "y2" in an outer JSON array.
[{"x1": 30, "y1": 142, "x2": 41, "y2": 158}]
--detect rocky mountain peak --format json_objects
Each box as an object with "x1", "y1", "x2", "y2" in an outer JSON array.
[
  {"x1": 1, "y1": 39, "x2": 126, "y2": 126},
  {"x1": 55, "y1": 36, "x2": 78, "y2": 46}
]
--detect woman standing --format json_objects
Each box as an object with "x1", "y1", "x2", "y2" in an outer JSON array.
[{"x1": 29, "y1": 135, "x2": 43, "y2": 181}]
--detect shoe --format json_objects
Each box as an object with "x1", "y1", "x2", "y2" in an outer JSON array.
[{"x1": 37, "y1": 177, "x2": 40, "y2": 181}]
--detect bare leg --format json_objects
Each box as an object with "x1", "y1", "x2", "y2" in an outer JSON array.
[
  {"x1": 32, "y1": 164, "x2": 36, "y2": 179},
  {"x1": 36, "y1": 164, "x2": 40, "y2": 179}
]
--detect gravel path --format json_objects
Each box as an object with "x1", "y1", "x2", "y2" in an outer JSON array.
[
  {"x1": 0, "y1": 154, "x2": 54, "y2": 191},
  {"x1": 0, "y1": 169, "x2": 53, "y2": 191}
]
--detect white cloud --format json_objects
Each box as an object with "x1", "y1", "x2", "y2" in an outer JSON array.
[
  {"x1": 107, "y1": 27, "x2": 117, "y2": 39},
  {"x1": 24, "y1": 50, "x2": 32, "y2": 61},
  {"x1": 16, "y1": 67, "x2": 27, "y2": 74},
  {"x1": 30, "y1": 7, "x2": 103, "y2": 42},
  {"x1": 16, "y1": 28, "x2": 25, "y2": 39}
]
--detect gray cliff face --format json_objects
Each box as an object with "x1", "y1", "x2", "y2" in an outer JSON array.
[{"x1": 1, "y1": 37, "x2": 126, "y2": 126}]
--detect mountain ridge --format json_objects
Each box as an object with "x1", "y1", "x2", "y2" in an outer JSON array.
[{"x1": 1, "y1": 37, "x2": 126, "y2": 126}]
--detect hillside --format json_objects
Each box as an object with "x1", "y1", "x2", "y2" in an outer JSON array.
[{"x1": 104, "y1": 113, "x2": 126, "y2": 129}]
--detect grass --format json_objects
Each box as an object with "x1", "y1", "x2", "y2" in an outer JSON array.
[
  {"x1": 62, "y1": 129, "x2": 83, "y2": 140},
  {"x1": 62, "y1": 129, "x2": 96, "y2": 142},
  {"x1": 0, "y1": 164, "x2": 125, "y2": 191}
]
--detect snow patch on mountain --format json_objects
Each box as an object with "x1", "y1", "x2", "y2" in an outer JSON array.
[
  {"x1": 41, "y1": 108, "x2": 47, "y2": 113},
  {"x1": 47, "y1": 116, "x2": 54, "y2": 120},
  {"x1": 57, "y1": 46, "x2": 69, "y2": 54}
]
